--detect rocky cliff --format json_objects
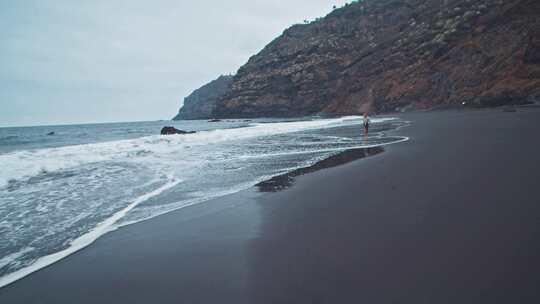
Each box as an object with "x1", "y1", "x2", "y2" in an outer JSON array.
[
  {"x1": 180, "y1": 0, "x2": 540, "y2": 119},
  {"x1": 173, "y1": 75, "x2": 233, "y2": 120}
]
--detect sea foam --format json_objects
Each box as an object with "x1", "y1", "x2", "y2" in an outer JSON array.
[
  {"x1": 0, "y1": 177, "x2": 180, "y2": 288},
  {"x1": 0, "y1": 115, "x2": 405, "y2": 289},
  {"x1": 0, "y1": 116, "x2": 365, "y2": 188}
]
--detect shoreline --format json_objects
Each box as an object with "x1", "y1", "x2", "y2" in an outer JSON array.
[
  {"x1": 256, "y1": 146, "x2": 385, "y2": 192},
  {"x1": 0, "y1": 178, "x2": 181, "y2": 289},
  {"x1": 0, "y1": 118, "x2": 406, "y2": 289},
  {"x1": 1, "y1": 108, "x2": 540, "y2": 303}
]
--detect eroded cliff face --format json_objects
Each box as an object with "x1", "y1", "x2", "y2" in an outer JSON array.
[
  {"x1": 173, "y1": 75, "x2": 233, "y2": 120},
  {"x1": 211, "y1": 0, "x2": 540, "y2": 117}
]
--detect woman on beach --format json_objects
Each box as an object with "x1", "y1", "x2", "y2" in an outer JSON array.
[{"x1": 363, "y1": 113, "x2": 371, "y2": 136}]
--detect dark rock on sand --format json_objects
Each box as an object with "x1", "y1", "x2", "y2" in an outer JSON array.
[
  {"x1": 208, "y1": 119, "x2": 222, "y2": 122},
  {"x1": 160, "y1": 126, "x2": 195, "y2": 135}
]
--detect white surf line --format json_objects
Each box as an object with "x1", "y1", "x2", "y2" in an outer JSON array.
[
  {"x1": 0, "y1": 119, "x2": 408, "y2": 289},
  {"x1": 237, "y1": 136, "x2": 410, "y2": 159},
  {"x1": 120, "y1": 136, "x2": 410, "y2": 231},
  {"x1": 0, "y1": 116, "x2": 360, "y2": 189},
  {"x1": 0, "y1": 178, "x2": 181, "y2": 289}
]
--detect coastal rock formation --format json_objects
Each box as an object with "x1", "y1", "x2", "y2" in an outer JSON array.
[
  {"x1": 160, "y1": 126, "x2": 195, "y2": 135},
  {"x1": 177, "y1": 0, "x2": 540, "y2": 119},
  {"x1": 173, "y1": 75, "x2": 233, "y2": 120}
]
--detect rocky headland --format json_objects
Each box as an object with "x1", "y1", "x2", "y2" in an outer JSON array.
[
  {"x1": 175, "y1": 0, "x2": 540, "y2": 119},
  {"x1": 173, "y1": 75, "x2": 233, "y2": 120}
]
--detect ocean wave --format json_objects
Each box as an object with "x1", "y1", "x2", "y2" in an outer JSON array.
[
  {"x1": 0, "y1": 135, "x2": 19, "y2": 142},
  {"x1": 0, "y1": 116, "x2": 362, "y2": 188},
  {"x1": 0, "y1": 116, "x2": 408, "y2": 289},
  {"x1": 0, "y1": 177, "x2": 180, "y2": 288}
]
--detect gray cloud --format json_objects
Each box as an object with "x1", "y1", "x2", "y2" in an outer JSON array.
[{"x1": 0, "y1": 0, "x2": 349, "y2": 127}]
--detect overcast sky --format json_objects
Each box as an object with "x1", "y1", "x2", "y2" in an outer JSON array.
[{"x1": 0, "y1": 0, "x2": 349, "y2": 127}]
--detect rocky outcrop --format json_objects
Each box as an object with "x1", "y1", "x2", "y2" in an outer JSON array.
[
  {"x1": 208, "y1": 0, "x2": 540, "y2": 117},
  {"x1": 173, "y1": 75, "x2": 233, "y2": 120},
  {"x1": 160, "y1": 126, "x2": 196, "y2": 135}
]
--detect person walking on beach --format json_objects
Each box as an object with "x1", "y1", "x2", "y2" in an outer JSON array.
[{"x1": 363, "y1": 112, "x2": 371, "y2": 136}]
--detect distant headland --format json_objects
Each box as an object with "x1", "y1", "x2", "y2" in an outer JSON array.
[{"x1": 174, "y1": 0, "x2": 540, "y2": 120}]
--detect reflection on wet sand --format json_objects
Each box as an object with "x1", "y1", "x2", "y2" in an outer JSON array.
[{"x1": 256, "y1": 147, "x2": 384, "y2": 192}]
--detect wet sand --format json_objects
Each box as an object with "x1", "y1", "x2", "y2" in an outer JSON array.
[{"x1": 1, "y1": 108, "x2": 540, "y2": 303}]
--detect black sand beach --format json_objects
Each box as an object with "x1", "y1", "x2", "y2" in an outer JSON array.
[{"x1": 1, "y1": 108, "x2": 540, "y2": 303}]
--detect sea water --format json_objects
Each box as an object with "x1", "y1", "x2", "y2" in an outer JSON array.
[{"x1": 0, "y1": 116, "x2": 408, "y2": 287}]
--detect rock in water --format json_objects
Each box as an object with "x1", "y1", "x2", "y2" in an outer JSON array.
[{"x1": 160, "y1": 126, "x2": 196, "y2": 135}]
